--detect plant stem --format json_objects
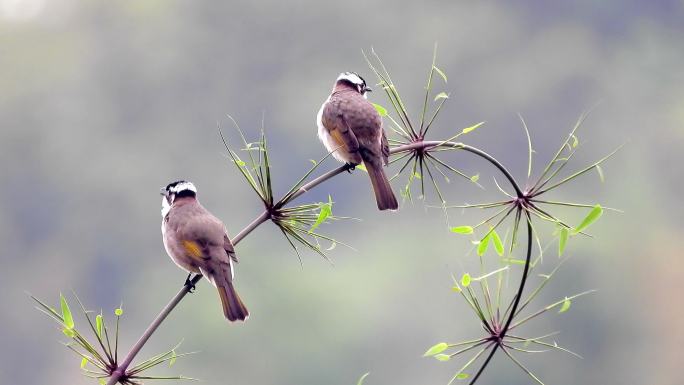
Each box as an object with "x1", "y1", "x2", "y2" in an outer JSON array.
[
  {"x1": 233, "y1": 210, "x2": 271, "y2": 244},
  {"x1": 106, "y1": 140, "x2": 525, "y2": 385},
  {"x1": 467, "y1": 215, "x2": 532, "y2": 385}
]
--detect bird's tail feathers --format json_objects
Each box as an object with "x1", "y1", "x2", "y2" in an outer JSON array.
[
  {"x1": 217, "y1": 282, "x2": 249, "y2": 322},
  {"x1": 365, "y1": 160, "x2": 398, "y2": 211}
]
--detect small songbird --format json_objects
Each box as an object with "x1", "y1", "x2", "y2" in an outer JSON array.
[
  {"x1": 317, "y1": 72, "x2": 398, "y2": 210},
  {"x1": 160, "y1": 180, "x2": 249, "y2": 321}
]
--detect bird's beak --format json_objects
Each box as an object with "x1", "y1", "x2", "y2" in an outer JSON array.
[
  {"x1": 160, "y1": 187, "x2": 167, "y2": 196},
  {"x1": 365, "y1": 86, "x2": 373, "y2": 92}
]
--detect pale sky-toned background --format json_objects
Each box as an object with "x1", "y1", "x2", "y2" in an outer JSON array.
[{"x1": 1, "y1": 1, "x2": 682, "y2": 384}]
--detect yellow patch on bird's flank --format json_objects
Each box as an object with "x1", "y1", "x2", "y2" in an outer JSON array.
[
  {"x1": 182, "y1": 240, "x2": 203, "y2": 260},
  {"x1": 330, "y1": 130, "x2": 347, "y2": 149}
]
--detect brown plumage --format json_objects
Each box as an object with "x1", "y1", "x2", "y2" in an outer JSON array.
[
  {"x1": 317, "y1": 73, "x2": 398, "y2": 211},
  {"x1": 161, "y1": 182, "x2": 248, "y2": 321}
]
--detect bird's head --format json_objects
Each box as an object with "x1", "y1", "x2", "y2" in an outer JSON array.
[
  {"x1": 335, "y1": 72, "x2": 372, "y2": 98},
  {"x1": 160, "y1": 180, "x2": 197, "y2": 217}
]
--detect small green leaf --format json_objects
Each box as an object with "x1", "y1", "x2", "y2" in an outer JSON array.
[
  {"x1": 573, "y1": 204, "x2": 603, "y2": 234},
  {"x1": 571, "y1": 134, "x2": 579, "y2": 148},
  {"x1": 558, "y1": 227, "x2": 569, "y2": 256},
  {"x1": 491, "y1": 230, "x2": 504, "y2": 256},
  {"x1": 96, "y1": 314, "x2": 103, "y2": 338},
  {"x1": 433, "y1": 66, "x2": 448, "y2": 83},
  {"x1": 81, "y1": 357, "x2": 88, "y2": 369},
  {"x1": 62, "y1": 328, "x2": 75, "y2": 338},
  {"x1": 434, "y1": 92, "x2": 449, "y2": 101},
  {"x1": 99, "y1": 379, "x2": 106, "y2": 385},
  {"x1": 169, "y1": 350, "x2": 177, "y2": 367},
  {"x1": 235, "y1": 159, "x2": 246, "y2": 167},
  {"x1": 309, "y1": 195, "x2": 333, "y2": 233},
  {"x1": 60, "y1": 294, "x2": 74, "y2": 329},
  {"x1": 477, "y1": 234, "x2": 490, "y2": 256},
  {"x1": 424, "y1": 342, "x2": 449, "y2": 357},
  {"x1": 559, "y1": 298, "x2": 572, "y2": 313},
  {"x1": 470, "y1": 174, "x2": 480, "y2": 183},
  {"x1": 462, "y1": 121, "x2": 484, "y2": 134},
  {"x1": 434, "y1": 354, "x2": 451, "y2": 362},
  {"x1": 451, "y1": 285, "x2": 462, "y2": 293},
  {"x1": 357, "y1": 372, "x2": 370, "y2": 385},
  {"x1": 461, "y1": 273, "x2": 471, "y2": 287},
  {"x1": 450, "y1": 226, "x2": 473, "y2": 234},
  {"x1": 372, "y1": 103, "x2": 388, "y2": 117},
  {"x1": 356, "y1": 163, "x2": 368, "y2": 172},
  {"x1": 115, "y1": 307, "x2": 123, "y2": 317},
  {"x1": 456, "y1": 373, "x2": 469, "y2": 380}
]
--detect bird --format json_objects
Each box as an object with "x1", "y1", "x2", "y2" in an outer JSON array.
[
  {"x1": 160, "y1": 180, "x2": 249, "y2": 321},
  {"x1": 317, "y1": 71, "x2": 398, "y2": 211}
]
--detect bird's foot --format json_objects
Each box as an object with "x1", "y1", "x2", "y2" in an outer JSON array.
[
  {"x1": 184, "y1": 273, "x2": 197, "y2": 293},
  {"x1": 345, "y1": 163, "x2": 356, "y2": 173}
]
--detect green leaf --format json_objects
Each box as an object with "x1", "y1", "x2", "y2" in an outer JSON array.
[
  {"x1": 558, "y1": 227, "x2": 569, "y2": 256},
  {"x1": 169, "y1": 350, "x2": 177, "y2": 367},
  {"x1": 559, "y1": 298, "x2": 572, "y2": 313},
  {"x1": 470, "y1": 174, "x2": 480, "y2": 183},
  {"x1": 60, "y1": 294, "x2": 74, "y2": 329},
  {"x1": 462, "y1": 121, "x2": 484, "y2": 134},
  {"x1": 573, "y1": 204, "x2": 603, "y2": 234},
  {"x1": 433, "y1": 66, "x2": 448, "y2": 83},
  {"x1": 309, "y1": 196, "x2": 333, "y2": 233},
  {"x1": 356, "y1": 163, "x2": 368, "y2": 173},
  {"x1": 235, "y1": 159, "x2": 246, "y2": 167},
  {"x1": 434, "y1": 92, "x2": 449, "y2": 101},
  {"x1": 372, "y1": 103, "x2": 388, "y2": 117},
  {"x1": 96, "y1": 314, "x2": 103, "y2": 338},
  {"x1": 115, "y1": 307, "x2": 123, "y2": 317},
  {"x1": 80, "y1": 357, "x2": 88, "y2": 369},
  {"x1": 62, "y1": 328, "x2": 75, "y2": 338},
  {"x1": 450, "y1": 226, "x2": 473, "y2": 234},
  {"x1": 451, "y1": 285, "x2": 462, "y2": 293},
  {"x1": 491, "y1": 229, "x2": 504, "y2": 256},
  {"x1": 477, "y1": 234, "x2": 490, "y2": 256},
  {"x1": 456, "y1": 373, "x2": 469, "y2": 380},
  {"x1": 434, "y1": 354, "x2": 451, "y2": 362},
  {"x1": 571, "y1": 134, "x2": 579, "y2": 148},
  {"x1": 357, "y1": 372, "x2": 370, "y2": 385},
  {"x1": 461, "y1": 273, "x2": 472, "y2": 287},
  {"x1": 424, "y1": 342, "x2": 449, "y2": 356}
]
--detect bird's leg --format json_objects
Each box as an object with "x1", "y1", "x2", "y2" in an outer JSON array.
[
  {"x1": 345, "y1": 163, "x2": 357, "y2": 173},
  {"x1": 184, "y1": 273, "x2": 197, "y2": 293}
]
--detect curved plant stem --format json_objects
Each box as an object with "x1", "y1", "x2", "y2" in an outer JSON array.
[
  {"x1": 468, "y1": 217, "x2": 532, "y2": 385},
  {"x1": 106, "y1": 140, "x2": 527, "y2": 385}
]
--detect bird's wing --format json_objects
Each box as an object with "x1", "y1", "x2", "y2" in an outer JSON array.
[
  {"x1": 381, "y1": 129, "x2": 390, "y2": 166},
  {"x1": 224, "y1": 234, "x2": 238, "y2": 263},
  {"x1": 176, "y1": 211, "x2": 230, "y2": 263},
  {"x1": 322, "y1": 98, "x2": 361, "y2": 157},
  {"x1": 340, "y1": 94, "x2": 384, "y2": 160}
]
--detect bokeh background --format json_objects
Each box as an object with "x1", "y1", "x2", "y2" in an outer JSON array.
[{"x1": 2, "y1": 1, "x2": 682, "y2": 384}]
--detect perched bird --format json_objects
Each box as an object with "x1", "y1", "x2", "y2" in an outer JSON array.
[
  {"x1": 317, "y1": 72, "x2": 398, "y2": 210},
  {"x1": 160, "y1": 180, "x2": 249, "y2": 321}
]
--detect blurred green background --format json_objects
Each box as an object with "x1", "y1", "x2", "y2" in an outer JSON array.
[{"x1": 2, "y1": 1, "x2": 682, "y2": 384}]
